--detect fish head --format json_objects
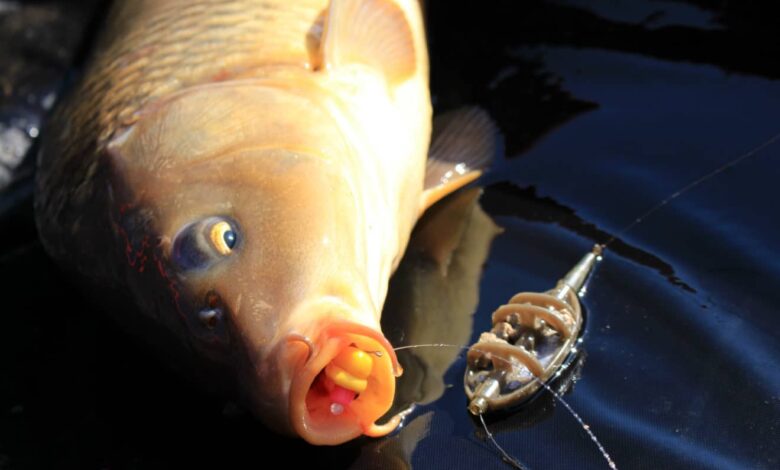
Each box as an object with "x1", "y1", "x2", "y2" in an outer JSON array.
[{"x1": 105, "y1": 82, "x2": 400, "y2": 444}]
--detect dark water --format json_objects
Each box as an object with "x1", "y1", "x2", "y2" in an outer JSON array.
[{"x1": 1, "y1": 1, "x2": 779, "y2": 469}]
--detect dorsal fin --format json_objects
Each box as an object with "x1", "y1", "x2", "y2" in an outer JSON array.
[
  {"x1": 420, "y1": 107, "x2": 499, "y2": 213},
  {"x1": 319, "y1": 0, "x2": 417, "y2": 84}
]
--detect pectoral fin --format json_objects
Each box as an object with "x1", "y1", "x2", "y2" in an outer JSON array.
[
  {"x1": 421, "y1": 107, "x2": 499, "y2": 213},
  {"x1": 320, "y1": 0, "x2": 417, "y2": 84}
]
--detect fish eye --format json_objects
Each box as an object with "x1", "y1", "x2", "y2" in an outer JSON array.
[
  {"x1": 173, "y1": 217, "x2": 240, "y2": 270},
  {"x1": 209, "y1": 220, "x2": 238, "y2": 255}
]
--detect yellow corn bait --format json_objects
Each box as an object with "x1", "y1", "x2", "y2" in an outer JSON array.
[{"x1": 325, "y1": 346, "x2": 373, "y2": 394}]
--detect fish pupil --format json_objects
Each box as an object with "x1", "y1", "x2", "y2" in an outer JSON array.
[{"x1": 223, "y1": 230, "x2": 237, "y2": 249}]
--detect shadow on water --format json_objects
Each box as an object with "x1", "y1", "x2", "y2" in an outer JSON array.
[
  {"x1": 481, "y1": 182, "x2": 696, "y2": 293},
  {"x1": 2, "y1": 0, "x2": 780, "y2": 469},
  {"x1": 382, "y1": 189, "x2": 502, "y2": 411}
]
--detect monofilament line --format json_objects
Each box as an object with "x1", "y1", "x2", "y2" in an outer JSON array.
[
  {"x1": 531, "y1": 377, "x2": 617, "y2": 469},
  {"x1": 478, "y1": 412, "x2": 527, "y2": 469},
  {"x1": 394, "y1": 343, "x2": 618, "y2": 469},
  {"x1": 603, "y1": 129, "x2": 780, "y2": 248}
]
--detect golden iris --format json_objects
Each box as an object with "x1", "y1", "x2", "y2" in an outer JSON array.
[{"x1": 209, "y1": 221, "x2": 237, "y2": 255}]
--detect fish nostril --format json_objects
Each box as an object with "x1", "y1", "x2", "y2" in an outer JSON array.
[
  {"x1": 205, "y1": 290, "x2": 221, "y2": 308},
  {"x1": 199, "y1": 290, "x2": 224, "y2": 329},
  {"x1": 198, "y1": 307, "x2": 222, "y2": 329}
]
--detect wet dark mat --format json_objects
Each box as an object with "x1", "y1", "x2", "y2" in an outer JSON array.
[{"x1": 1, "y1": 1, "x2": 778, "y2": 469}]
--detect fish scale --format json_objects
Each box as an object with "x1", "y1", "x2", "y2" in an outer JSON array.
[
  {"x1": 59, "y1": 0, "x2": 324, "y2": 154},
  {"x1": 38, "y1": 0, "x2": 328, "y2": 254},
  {"x1": 35, "y1": 0, "x2": 495, "y2": 446}
]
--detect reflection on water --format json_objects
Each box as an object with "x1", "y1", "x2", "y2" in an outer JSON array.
[
  {"x1": 1, "y1": 1, "x2": 779, "y2": 469},
  {"x1": 349, "y1": 412, "x2": 434, "y2": 470},
  {"x1": 383, "y1": 188, "x2": 501, "y2": 411},
  {"x1": 477, "y1": 350, "x2": 587, "y2": 436}
]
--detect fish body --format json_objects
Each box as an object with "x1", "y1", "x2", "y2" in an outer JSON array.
[{"x1": 35, "y1": 0, "x2": 492, "y2": 444}]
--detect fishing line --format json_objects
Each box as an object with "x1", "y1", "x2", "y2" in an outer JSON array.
[
  {"x1": 479, "y1": 413, "x2": 526, "y2": 470},
  {"x1": 602, "y1": 129, "x2": 780, "y2": 248},
  {"x1": 387, "y1": 131, "x2": 780, "y2": 468},
  {"x1": 394, "y1": 343, "x2": 617, "y2": 469}
]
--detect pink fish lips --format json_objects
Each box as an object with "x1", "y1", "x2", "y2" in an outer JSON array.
[
  {"x1": 34, "y1": 0, "x2": 497, "y2": 448},
  {"x1": 286, "y1": 322, "x2": 401, "y2": 445}
]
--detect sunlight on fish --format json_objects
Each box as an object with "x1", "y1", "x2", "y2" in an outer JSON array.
[{"x1": 34, "y1": 0, "x2": 497, "y2": 445}]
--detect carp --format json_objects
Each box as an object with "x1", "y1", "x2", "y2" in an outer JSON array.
[{"x1": 35, "y1": 0, "x2": 494, "y2": 444}]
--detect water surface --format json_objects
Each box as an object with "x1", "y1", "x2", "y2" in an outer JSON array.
[{"x1": 1, "y1": 1, "x2": 778, "y2": 469}]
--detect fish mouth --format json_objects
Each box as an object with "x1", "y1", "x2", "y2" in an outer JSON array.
[{"x1": 287, "y1": 321, "x2": 402, "y2": 445}]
